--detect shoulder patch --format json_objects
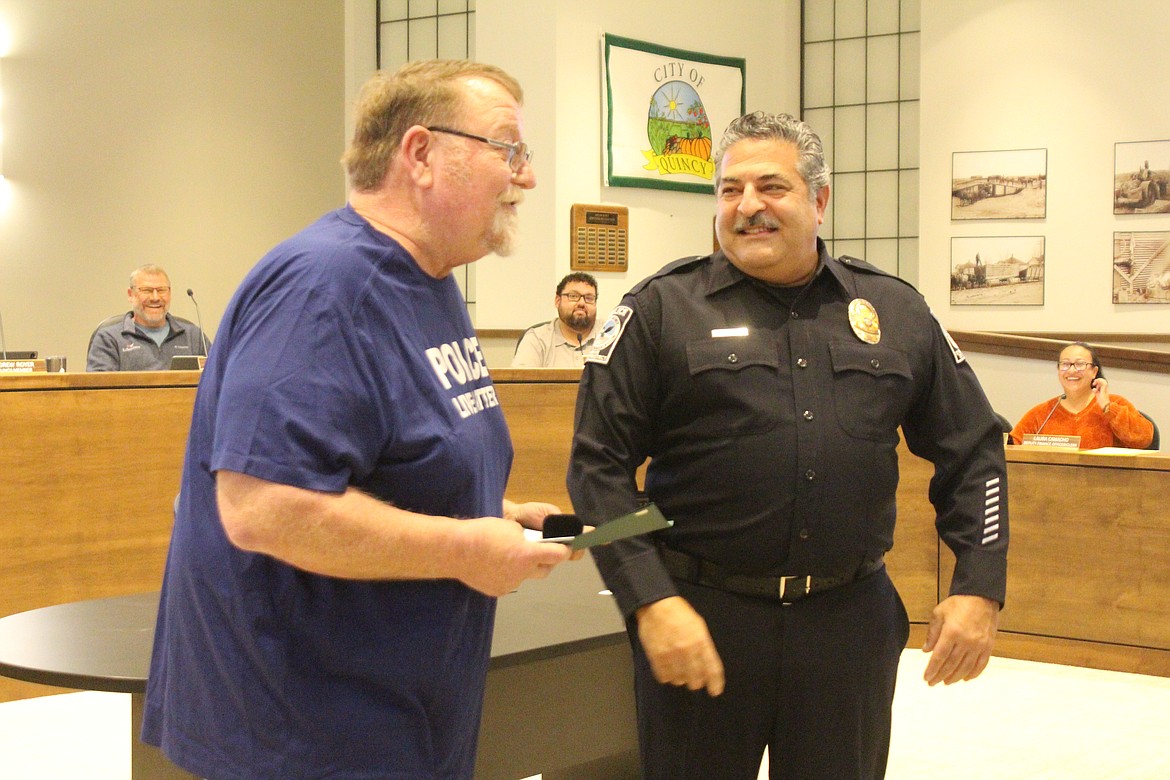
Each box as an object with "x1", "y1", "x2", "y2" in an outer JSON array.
[{"x1": 584, "y1": 305, "x2": 634, "y2": 365}]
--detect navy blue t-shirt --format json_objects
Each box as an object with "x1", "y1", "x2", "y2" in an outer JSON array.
[{"x1": 143, "y1": 205, "x2": 513, "y2": 779}]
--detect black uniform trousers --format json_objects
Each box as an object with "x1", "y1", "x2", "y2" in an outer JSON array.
[{"x1": 629, "y1": 566, "x2": 909, "y2": 780}]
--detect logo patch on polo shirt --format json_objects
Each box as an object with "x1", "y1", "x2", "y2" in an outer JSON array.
[{"x1": 584, "y1": 305, "x2": 633, "y2": 365}]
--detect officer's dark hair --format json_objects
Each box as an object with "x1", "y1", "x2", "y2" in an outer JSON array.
[
  {"x1": 556, "y1": 272, "x2": 598, "y2": 296},
  {"x1": 713, "y1": 111, "x2": 831, "y2": 199},
  {"x1": 1064, "y1": 341, "x2": 1105, "y2": 379}
]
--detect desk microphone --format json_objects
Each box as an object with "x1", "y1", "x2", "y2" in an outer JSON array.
[
  {"x1": 0, "y1": 305, "x2": 7, "y2": 359},
  {"x1": 187, "y1": 288, "x2": 209, "y2": 357},
  {"x1": 1035, "y1": 394, "x2": 1066, "y2": 434}
]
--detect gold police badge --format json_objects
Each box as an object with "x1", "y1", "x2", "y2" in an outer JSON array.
[{"x1": 848, "y1": 298, "x2": 880, "y2": 344}]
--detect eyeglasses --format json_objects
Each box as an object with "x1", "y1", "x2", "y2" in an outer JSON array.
[
  {"x1": 426, "y1": 127, "x2": 532, "y2": 173},
  {"x1": 559, "y1": 292, "x2": 597, "y2": 304},
  {"x1": 1057, "y1": 360, "x2": 1095, "y2": 372},
  {"x1": 134, "y1": 286, "x2": 171, "y2": 296}
]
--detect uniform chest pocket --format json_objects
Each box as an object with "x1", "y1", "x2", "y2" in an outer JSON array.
[
  {"x1": 681, "y1": 337, "x2": 782, "y2": 436},
  {"x1": 828, "y1": 341, "x2": 913, "y2": 442}
]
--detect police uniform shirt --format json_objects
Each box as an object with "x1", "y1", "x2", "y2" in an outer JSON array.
[{"x1": 567, "y1": 240, "x2": 1008, "y2": 619}]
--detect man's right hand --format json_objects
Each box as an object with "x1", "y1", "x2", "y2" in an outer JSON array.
[
  {"x1": 456, "y1": 517, "x2": 573, "y2": 597},
  {"x1": 635, "y1": 596, "x2": 725, "y2": 696}
]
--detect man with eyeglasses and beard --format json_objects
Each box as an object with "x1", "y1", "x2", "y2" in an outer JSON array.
[
  {"x1": 142, "y1": 60, "x2": 581, "y2": 780},
  {"x1": 512, "y1": 271, "x2": 603, "y2": 367}
]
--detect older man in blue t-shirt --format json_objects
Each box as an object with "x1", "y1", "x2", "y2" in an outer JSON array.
[{"x1": 143, "y1": 60, "x2": 577, "y2": 780}]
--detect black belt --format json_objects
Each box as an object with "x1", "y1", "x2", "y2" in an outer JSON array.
[{"x1": 658, "y1": 545, "x2": 885, "y2": 604}]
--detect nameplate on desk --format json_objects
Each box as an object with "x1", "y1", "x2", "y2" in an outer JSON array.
[
  {"x1": 169, "y1": 355, "x2": 206, "y2": 371},
  {"x1": 0, "y1": 359, "x2": 47, "y2": 373},
  {"x1": 1021, "y1": 433, "x2": 1081, "y2": 449}
]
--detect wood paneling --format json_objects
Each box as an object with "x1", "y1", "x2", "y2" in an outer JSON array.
[
  {"x1": 495, "y1": 376, "x2": 579, "y2": 513},
  {"x1": 0, "y1": 371, "x2": 199, "y2": 700},
  {"x1": 940, "y1": 448, "x2": 1170, "y2": 676},
  {"x1": 1000, "y1": 452, "x2": 1170, "y2": 649},
  {"x1": 1, "y1": 381, "x2": 194, "y2": 616}
]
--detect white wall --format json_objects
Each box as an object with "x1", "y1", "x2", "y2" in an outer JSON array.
[
  {"x1": 345, "y1": 0, "x2": 378, "y2": 144},
  {"x1": 920, "y1": 0, "x2": 1170, "y2": 334},
  {"x1": 474, "y1": 0, "x2": 801, "y2": 329},
  {"x1": 920, "y1": 1, "x2": 1170, "y2": 436},
  {"x1": 0, "y1": 0, "x2": 795, "y2": 367},
  {"x1": 0, "y1": 0, "x2": 346, "y2": 364}
]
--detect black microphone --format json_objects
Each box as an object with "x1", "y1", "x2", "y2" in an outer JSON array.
[
  {"x1": 1035, "y1": 394, "x2": 1066, "y2": 434},
  {"x1": 0, "y1": 305, "x2": 7, "y2": 360},
  {"x1": 187, "y1": 288, "x2": 209, "y2": 357}
]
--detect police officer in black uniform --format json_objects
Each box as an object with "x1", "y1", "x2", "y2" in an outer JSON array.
[{"x1": 567, "y1": 112, "x2": 1008, "y2": 780}]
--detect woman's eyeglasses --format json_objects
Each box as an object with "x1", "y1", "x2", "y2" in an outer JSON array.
[{"x1": 1057, "y1": 360, "x2": 1094, "y2": 372}]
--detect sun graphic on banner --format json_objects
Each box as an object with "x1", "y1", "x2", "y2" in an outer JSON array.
[
  {"x1": 660, "y1": 85, "x2": 685, "y2": 120},
  {"x1": 643, "y1": 80, "x2": 714, "y2": 179}
]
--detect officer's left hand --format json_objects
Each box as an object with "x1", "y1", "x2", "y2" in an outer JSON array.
[{"x1": 921, "y1": 594, "x2": 999, "y2": 686}]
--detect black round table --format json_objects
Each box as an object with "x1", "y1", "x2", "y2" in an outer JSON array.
[
  {"x1": 0, "y1": 591, "x2": 196, "y2": 777},
  {"x1": 0, "y1": 560, "x2": 638, "y2": 780}
]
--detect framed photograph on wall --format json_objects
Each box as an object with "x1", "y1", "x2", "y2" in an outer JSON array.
[
  {"x1": 951, "y1": 148, "x2": 1047, "y2": 220},
  {"x1": 950, "y1": 235, "x2": 1045, "y2": 305},
  {"x1": 603, "y1": 34, "x2": 746, "y2": 194},
  {"x1": 1113, "y1": 140, "x2": 1170, "y2": 214},
  {"x1": 1113, "y1": 230, "x2": 1170, "y2": 303}
]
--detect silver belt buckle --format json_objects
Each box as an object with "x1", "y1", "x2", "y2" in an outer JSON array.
[{"x1": 778, "y1": 575, "x2": 812, "y2": 601}]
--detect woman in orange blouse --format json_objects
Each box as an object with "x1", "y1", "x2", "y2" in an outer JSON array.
[{"x1": 1010, "y1": 342, "x2": 1154, "y2": 449}]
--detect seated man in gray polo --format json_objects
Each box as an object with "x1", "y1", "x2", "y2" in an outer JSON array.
[
  {"x1": 512, "y1": 272, "x2": 602, "y2": 368},
  {"x1": 86, "y1": 264, "x2": 210, "y2": 371}
]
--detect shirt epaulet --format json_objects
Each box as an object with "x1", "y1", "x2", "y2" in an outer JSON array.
[
  {"x1": 834, "y1": 254, "x2": 920, "y2": 294},
  {"x1": 628, "y1": 254, "x2": 710, "y2": 296}
]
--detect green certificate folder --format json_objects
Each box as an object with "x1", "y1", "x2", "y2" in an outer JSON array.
[{"x1": 568, "y1": 503, "x2": 672, "y2": 551}]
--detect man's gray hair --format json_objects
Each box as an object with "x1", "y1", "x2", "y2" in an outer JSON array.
[
  {"x1": 343, "y1": 59, "x2": 524, "y2": 192},
  {"x1": 714, "y1": 112, "x2": 831, "y2": 196},
  {"x1": 129, "y1": 264, "x2": 170, "y2": 287}
]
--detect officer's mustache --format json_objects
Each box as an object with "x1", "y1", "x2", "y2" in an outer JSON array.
[{"x1": 733, "y1": 213, "x2": 780, "y2": 232}]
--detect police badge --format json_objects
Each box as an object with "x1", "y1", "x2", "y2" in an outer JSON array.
[{"x1": 848, "y1": 298, "x2": 881, "y2": 345}]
